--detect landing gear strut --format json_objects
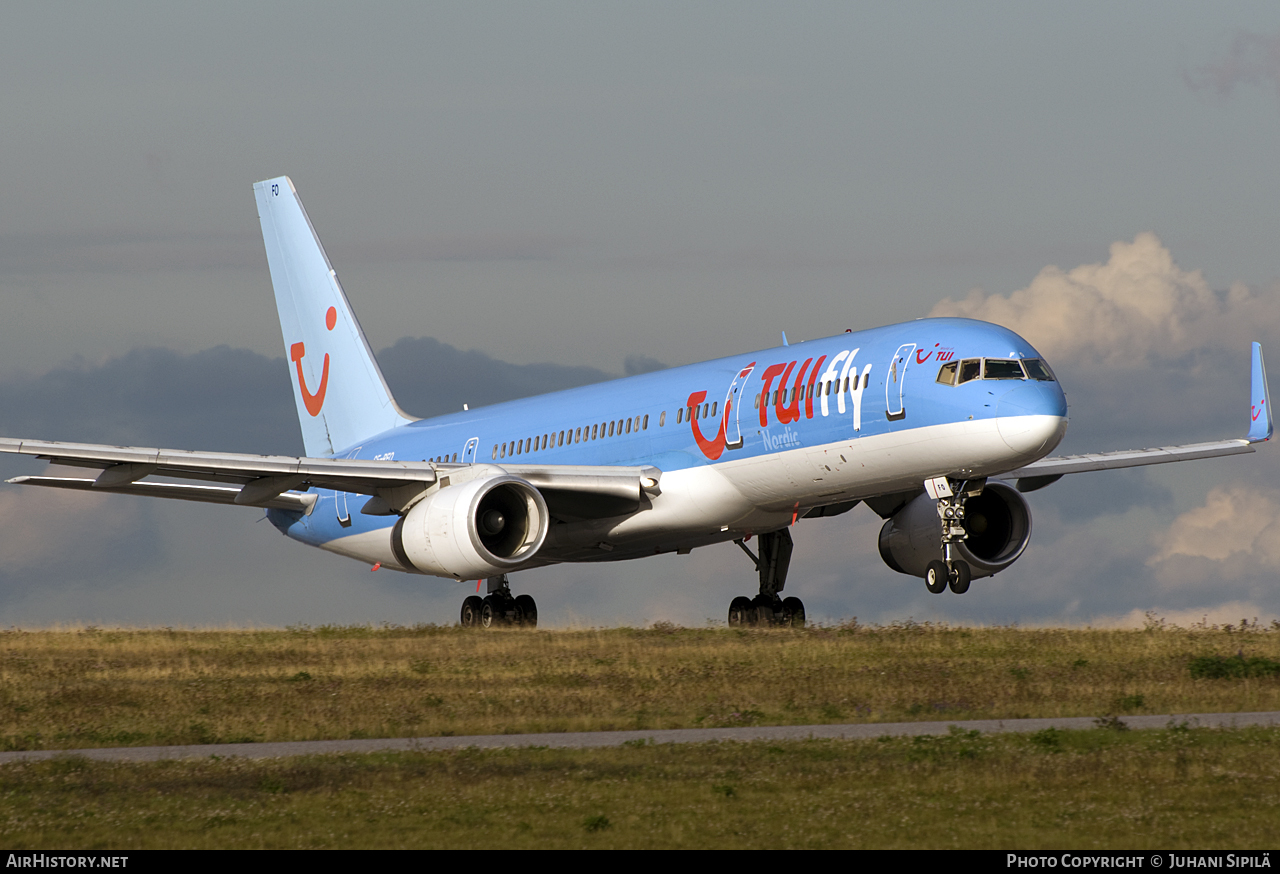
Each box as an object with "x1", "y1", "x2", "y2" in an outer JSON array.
[
  {"x1": 729, "y1": 530, "x2": 805, "y2": 627},
  {"x1": 924, "y1": 476, "x2": 983, "y2": 595},
  {"x1": 460, "y1": 575, "x2": 538, "y2": 628}
]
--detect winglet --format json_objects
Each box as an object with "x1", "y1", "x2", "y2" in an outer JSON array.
[{"x1": 1248, "y1": 342, "x2": 1272, "y2": 443}]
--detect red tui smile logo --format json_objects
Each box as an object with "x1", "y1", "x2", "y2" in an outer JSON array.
[{"x1": 291, "y1": 306, "x2": 337, "y2": 417}]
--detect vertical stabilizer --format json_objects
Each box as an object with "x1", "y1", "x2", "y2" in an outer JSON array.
[{"x1": 254, "y1": 176, "x2": 416, "y2": 457}]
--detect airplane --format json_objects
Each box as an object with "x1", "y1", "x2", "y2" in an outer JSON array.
[{"x1": 0, "y1": 176, "x2": 1272, "y2": 628}]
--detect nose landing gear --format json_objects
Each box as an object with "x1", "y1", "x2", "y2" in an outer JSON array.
[
  {"x1": 924, "y1": 476, "x2": 983, "y2": 595},
  {"x1": 729, "y1": 530, "x2": 805, "y2": 627},
  {"x1": 460, "y1": 575, "x2": 538, "y2": 628}
]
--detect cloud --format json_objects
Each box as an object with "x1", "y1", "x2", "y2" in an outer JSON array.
[
  {"x1": 0, "y1": 487, "x2": 131, "y2": 573},
  {"x1": 1183, "y1": 31, "x2": 1280, "y2": 100},
  {"x1": 1092, "y1": 602, "x2": 1278, "y2": 630},
  {"x1": 928, "y1": 233, "x2": 1280, "y2": 367},
  {"x1": 1149, "y1": 484, "x2": 1280, "y2": 569}
]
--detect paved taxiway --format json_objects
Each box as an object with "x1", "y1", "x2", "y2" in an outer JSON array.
[{"x1": 0, "y1": 711, "x2": 1277, "y2": 764}]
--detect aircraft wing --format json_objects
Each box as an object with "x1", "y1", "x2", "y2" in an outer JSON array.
[
  {"x1": 0, "y1": 438, "x2": 660, "y2": 519},
  {"x1": 999, "y1": 342, "x2": 1272, "y2": 492}
]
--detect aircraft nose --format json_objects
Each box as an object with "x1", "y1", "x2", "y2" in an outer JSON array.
[{"x1": 996, "y1": 381, "x2": 1068, "y2": 456}]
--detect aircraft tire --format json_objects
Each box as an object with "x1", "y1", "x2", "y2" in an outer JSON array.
[
  {"x1": 515, "y1": 594, "x2": 538, "y2": 628},
  {"x1": 925, "y1": 561, "x2": 949, "y2": 594},
  {"x1": 461, "y1": 596, "x2": 483, "y2": 628},
  {"x1": 782, "y1": 596, "x2": 806, "y2": 628},
  {"x1": 752, "y1": 594, "x2": 777, "y2": 625},
  {"x1": 948, "y1": 561, "x2": 971, "y2": 595},
  {"x1": 481, "y1": 595, "x2": 504, "y2": 628},
  {"x1": 728, "y1": 596, "x2": 753, "y2": 627}
]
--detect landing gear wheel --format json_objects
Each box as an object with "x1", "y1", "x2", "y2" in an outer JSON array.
[
  {"x1": 728, "y1": 596, "x2": 754, "y2": 627},
  {"x1": 514, "y1": 594, "x2": 538, "y2": 628},
  {"x1": 460, "y1": 595, "x2": 483, "y2": 628},
  {"x1": 948, "y1": 560, "x2": 971, "y2": 595},
  {"x1": 753, "y1": 595, "x2": 778, "y2": 626},
  {"x1": 925, "y1": 561, "x2": 949, "y2": 594},
  {"x1": 782, "y1": 596, "x2": 806, "y2": 628},
  {"x1": 481, "y1": 594, "x2": 505, "y2": 628}
]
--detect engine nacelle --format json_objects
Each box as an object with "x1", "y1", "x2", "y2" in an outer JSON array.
[
  {"x1": 391, "y1": 474, "x2": 549, "y2": 579},
  {"x1": 878, "y1": 481, "x2": 1032, "y2": 580}
]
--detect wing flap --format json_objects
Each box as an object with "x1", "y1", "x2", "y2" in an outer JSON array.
[
  {"x1": 7, "y1": 476, "x2": 318, "y2": 511},
  {"x1": 0, "y1": 438, "x2": 662, "y2": 520}
]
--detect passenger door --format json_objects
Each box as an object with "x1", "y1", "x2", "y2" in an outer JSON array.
[
  {"x1": 723, "y1": 362, "x2": 756, "y2": 450},
  {"x1": 886, "y1": 343, "x2": 915, "y2": 421}
]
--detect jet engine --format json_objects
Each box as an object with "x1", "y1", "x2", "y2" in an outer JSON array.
[
  {"x1": 391, "y1": 474, "x2": 549, "y2": 579},
  {"x1": 877, "y1": 481, "x2": 1031, "y2": 580}
]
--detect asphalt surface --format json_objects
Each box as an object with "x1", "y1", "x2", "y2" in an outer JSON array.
[{"x1": 0, "y1": 711, "x2": 1277, "y2": 764}]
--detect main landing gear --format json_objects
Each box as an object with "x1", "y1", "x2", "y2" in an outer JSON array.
[
  {"x1": 460, "y1": 575, "x2": 537, "y2": 629},
  {"x1": 729, "y1": 529, "x2": 805, "y2": 627},
  {"x1": 923, "y1": 476, "x2": 983, "y2": 596}
]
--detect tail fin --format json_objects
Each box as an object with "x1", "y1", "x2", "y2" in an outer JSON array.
[{"x1": 254, "y1": 176, "x2": 416, "y2": 457}]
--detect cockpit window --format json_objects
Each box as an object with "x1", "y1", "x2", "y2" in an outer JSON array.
[
  {"x1": 1022, "y1": 358, "x2": 1056, "y2": 381},
  {"x1": 983, "y1": 358, "x2": 1026, "y2": 380},
  {"x1": 958, "y1": 358, "x2": 981, "y2": 384},
  {"x1": 936, "y1": 361, "x2": 958, "y2": 385}
]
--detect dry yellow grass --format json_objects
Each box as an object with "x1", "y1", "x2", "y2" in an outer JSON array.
[
  {"x1": 0, "y1": 620, "x2": 1277, "y2": 750},
  {"x1": 2, "y1": 727, "x2": 1278, "y2": 848}
]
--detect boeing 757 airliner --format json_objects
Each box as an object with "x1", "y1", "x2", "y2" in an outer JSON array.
[{"x1": 1, "y1": 177, "x2": 1272, "y2": 627}]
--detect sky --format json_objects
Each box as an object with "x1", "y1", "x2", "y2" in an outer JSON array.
[{"x1": 3, "y1": 2, "x2": 1280, "y2": 628}]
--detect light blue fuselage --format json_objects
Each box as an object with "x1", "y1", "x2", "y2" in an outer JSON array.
[{"x1": 270, "y1": 317, "x2": 1069, "y2": 563}]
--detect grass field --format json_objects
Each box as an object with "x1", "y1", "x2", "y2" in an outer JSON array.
[
  {"x1": 1, "y1": 620, "x2": 1278, "y2": 849},
  {"x1": 1, "y1": 726, "x2": 1277, "y2": 848},
  {"x1": 0, "y1": 619, "x2": 1277, "y2": 750}
]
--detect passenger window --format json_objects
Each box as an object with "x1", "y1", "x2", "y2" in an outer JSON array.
[
  {"x1": 711, "y1": 401, "x2": 717, "y2": 418},
  {"x1": 702, "y1": 403, "x2": 709, "y2": 418},
  {"x1": 592, "y1": 424, "x2": 598, "y2": 440},
  {"x1": 958, "y1": 359, "x2": 981, "y2": 384},
  {"x1": 983, "y1": 359, "x2": 1026, "y2": 380},
  {"x1": 1022, "y1": 358, "x2": 1056, "y2": 381},
  {"x1": 492, "y1": 445, "x2": 498, "y2": 460},
  {"x1": 936, "y1": 362, "x2": 958, "y2": 385},
  {"x1": 644, "y1": 414, "x2": 650, "y2": 430},
  {"x1": 677, "y1": 408, "x2": 683, "y2": 424},
  {"x1": 754, "y1": 393, "x2": 760, "y2": 409},
  {"x1": 608, "y1": 421, "x2": 615, "y2": 437},
  {"x1": 658, "y1": 411, "x2": 665, "y2": 427}
]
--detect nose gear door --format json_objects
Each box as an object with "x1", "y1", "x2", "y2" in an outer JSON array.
[{"x1": 886, "y1": 343, "x2": 916, "y2": 422}]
